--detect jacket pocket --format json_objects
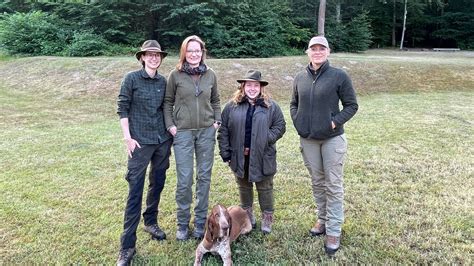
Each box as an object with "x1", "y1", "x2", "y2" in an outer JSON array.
[
  {"x1": 174, "y1": 105, "x2": 191, "y2": 129},
  {"x1": 262, "y1": 146, "x2": 277, "y2": 176},
  {"x1": 230, "y1": 148, "x2": 238, "y2": 173}
]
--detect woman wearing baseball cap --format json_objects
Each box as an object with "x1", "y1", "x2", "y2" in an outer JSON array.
[{"x1": 290, "y1": 36, "x2": 358, "y2": 255}]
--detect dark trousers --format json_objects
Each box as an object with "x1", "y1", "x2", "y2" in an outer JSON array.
[{"x1": 120, "y1": 139, "x2": 172, "y2": 249}]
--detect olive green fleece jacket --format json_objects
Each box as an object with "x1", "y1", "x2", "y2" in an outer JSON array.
[{"x1": 164, "y1": 68, "x2": 221, "y2": 130}]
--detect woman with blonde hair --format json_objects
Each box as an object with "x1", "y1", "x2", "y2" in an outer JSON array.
[
  {"x1": 291, "y1": 36, "x2": 358, "y2": 255},
  {"x1": 163, "y1": 35, "x2": 221, "y2": 240},
  {"x1": 217, "y1": 70, "x2": 285, "y2": 234}
]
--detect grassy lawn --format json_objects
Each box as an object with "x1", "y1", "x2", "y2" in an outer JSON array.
[{"x1": 0, "y1": 50, "x2": 473, "y2": 264}]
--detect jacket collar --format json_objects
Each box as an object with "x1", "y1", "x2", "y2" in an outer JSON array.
[
  {"x1": 306, "y1": 60, "x2": 329, "y2": 77},
  {"x1": 238, "y1": 96, "x2": 268, "y2": 108}
]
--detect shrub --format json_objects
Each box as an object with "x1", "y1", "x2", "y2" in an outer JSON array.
[
  {"x1": 0, "y1": 11, "x2": 66, "y2": 55},
  {"x1": 103, "y1": 44, "x2": 137, "y2": 56},
  {"x1": 64, "y1": 31, "x2": 109, "y2": 57}
]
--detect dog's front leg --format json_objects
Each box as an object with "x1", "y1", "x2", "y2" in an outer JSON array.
[
  {"x1": 221, "y1": 242, "x2": 233, "y2": 266},
  {"x1": 194, "y1": 243, "x2": 207, "y2": 266}
]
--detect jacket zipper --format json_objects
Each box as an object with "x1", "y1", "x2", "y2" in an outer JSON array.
[
  {"x1": 192, "y1": 74, "x2": 202, "y2": 129},
  {"x1": 310, "y1": 73, "x2": 318, "y2": 129}
]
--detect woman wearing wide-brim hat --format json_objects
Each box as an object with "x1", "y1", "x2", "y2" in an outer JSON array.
[
  {"x1": 217, "y1": 69, "x2": 286, "y2": 234},
  {"x1": 116, "y1": 40, "x2": 172, "y2": 265}
]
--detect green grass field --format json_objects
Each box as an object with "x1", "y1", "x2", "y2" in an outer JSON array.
[{"x1": 1, "y1": 50, "x2": 473, "y2": 264}]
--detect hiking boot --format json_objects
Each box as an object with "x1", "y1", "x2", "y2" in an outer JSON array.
[
  {"x1": 261, "y1": 211, "x2": 273, "y2": 234},
  {"x1": 144, "y1": 224, "x2": 166, "y2": 240},
  {"x1": 192, "y1": 223, "x2": 206, "y2": 240},
  {"x1": 116, "y1": 247, "x2": 135, "y2": 266},
  {"x1": 176, "y1": 225, "x2": 189, "y2": 241},
  {"x1": 324, "y1": 235, "x2": 341, "y2": 255},
  {"x1": 309, "y1": 220, "x2": 326, "y2": 236},
  {"x1": 244, "y1": 206, "x2": 257, "y2": 229}
]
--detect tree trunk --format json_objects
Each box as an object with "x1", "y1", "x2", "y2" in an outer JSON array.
[
  {"x1": 392, "y1": 0, "x2": 397, "y2": 47},
  {"x1": 318, "y1": 0, "x2": 326, "y2": 35},
  {"x1": 336, "y1": 3, "x2": 341, "y2": 23},
  {"x1": 399, "y1": 0, "x2": 407, "y2": 50}
]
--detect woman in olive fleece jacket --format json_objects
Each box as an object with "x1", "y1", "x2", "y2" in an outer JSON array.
[
  {"x1": 163, "y1": 35, "x2": 221, "y2": 241},
  {"x1": 164, "y1": 66, "x2": 220, "y2": 130}
]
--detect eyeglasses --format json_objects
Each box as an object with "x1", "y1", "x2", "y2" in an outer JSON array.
[
  {"x1": 186, "y1": 50, "x2": 203, "y2": 55},
  {"x1": 144, "y1": 53, "x2": 161, "y2": 58}
]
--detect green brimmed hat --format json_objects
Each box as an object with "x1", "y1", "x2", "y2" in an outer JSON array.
[
  {"x1": 237, "y1": 70, "x2": 269, "y2": 86},
  {"x1": 135, "y1": 40, "x2": 168, "y2": 60}
]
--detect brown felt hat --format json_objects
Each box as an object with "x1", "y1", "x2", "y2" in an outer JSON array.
[
  {"x1": 135, "y1": 40, "x2": 168, "y2": 60},
  {"x1": 237, "y1": 70, "x2": 269, "y2": 86}
]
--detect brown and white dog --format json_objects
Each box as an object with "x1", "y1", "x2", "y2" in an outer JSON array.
[{"x1": 194, "y1": 204, "x2": 252, "y2": 266}]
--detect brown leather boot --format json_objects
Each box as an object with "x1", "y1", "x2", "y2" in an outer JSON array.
[
  {"x1": 261, "y1": 211, "x2": 273, "y2": 234},
  {"x1": 309, "y1": 220, "x2": 326, "y2": 236},
  {"x1": 324, "y1": 235, "x2": 341, "y2": 255}
]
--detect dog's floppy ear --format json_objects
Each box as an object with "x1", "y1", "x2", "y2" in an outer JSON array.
[
  {"x1": 205, "y1": 212, "x2": 215, "y2": 242},
  {"x1": 227, "y1": 212, "x2": 232, "y2": 235}
]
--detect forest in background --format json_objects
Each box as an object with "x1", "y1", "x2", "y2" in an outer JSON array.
[{"x1": 0, "y1": 0, "x2": 473, "y2": 57}]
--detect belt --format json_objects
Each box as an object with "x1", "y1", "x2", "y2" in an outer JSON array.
[{"x1": 244, "y1": 148, "x2": 250, "y2": 156}]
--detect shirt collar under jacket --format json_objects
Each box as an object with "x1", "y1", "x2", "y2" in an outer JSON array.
[
  {"x1": 306, "y1": 60, "x2": 329, "y2": 77},
  {"x1": 139, "y1": 68, "x2": 161, "y2": 79}
]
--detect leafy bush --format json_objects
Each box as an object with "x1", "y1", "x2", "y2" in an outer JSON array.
[
  {"x1": 0, "y1": 11, "x2": 67, "y2": 55},
  {"x1": 64, "y1": 31, "x2": 109, "y2": 57},
  {"x1": 103, "y1": 44, "x2": 137, "y2": 56}
]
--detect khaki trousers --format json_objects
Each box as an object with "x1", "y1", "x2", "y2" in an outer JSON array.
[
  {"x1": 173, "y1": 126, "x2": 216, "y2": 227},
  {"x1": 300, "y1": 134, "x2": 347, "y2": 236}
]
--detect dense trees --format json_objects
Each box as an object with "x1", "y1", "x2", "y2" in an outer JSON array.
[{"x1": 0, "y1": 0, "x2": 472, "y2": 57}]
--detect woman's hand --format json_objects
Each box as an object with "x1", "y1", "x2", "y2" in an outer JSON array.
[
  {"x1": 124, "y1": 138, "x2": 141, "y2": 158},
  {"x1": 168, "y1": 126, "x2": 177, "y2": 136}
]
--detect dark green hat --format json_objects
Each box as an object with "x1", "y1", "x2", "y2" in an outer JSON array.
[
  {"x1": 135, "y1": 40, "x2": 168, "y2": 60},
  {"x1": 237, "y1": 70, "x2": 269, "y2": 86}
]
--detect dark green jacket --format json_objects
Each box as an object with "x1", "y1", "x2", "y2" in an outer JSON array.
[
  {"x1": 218, "y1": 98, "x2": 286, "y2": 182},
  {"x1": 290, "y1": 61, "x2": 358, "y2": 140},
  {"x1": 164, "y1": 68, "x2": 221, "y2": 130}
]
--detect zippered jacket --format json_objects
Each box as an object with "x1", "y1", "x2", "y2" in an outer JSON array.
[
  {"x1": 290, "y1": 61, "x2": 358, "y2": 140},
  {"x1": 164, "y1": 68, "x2": 221, "y2": 130}
]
